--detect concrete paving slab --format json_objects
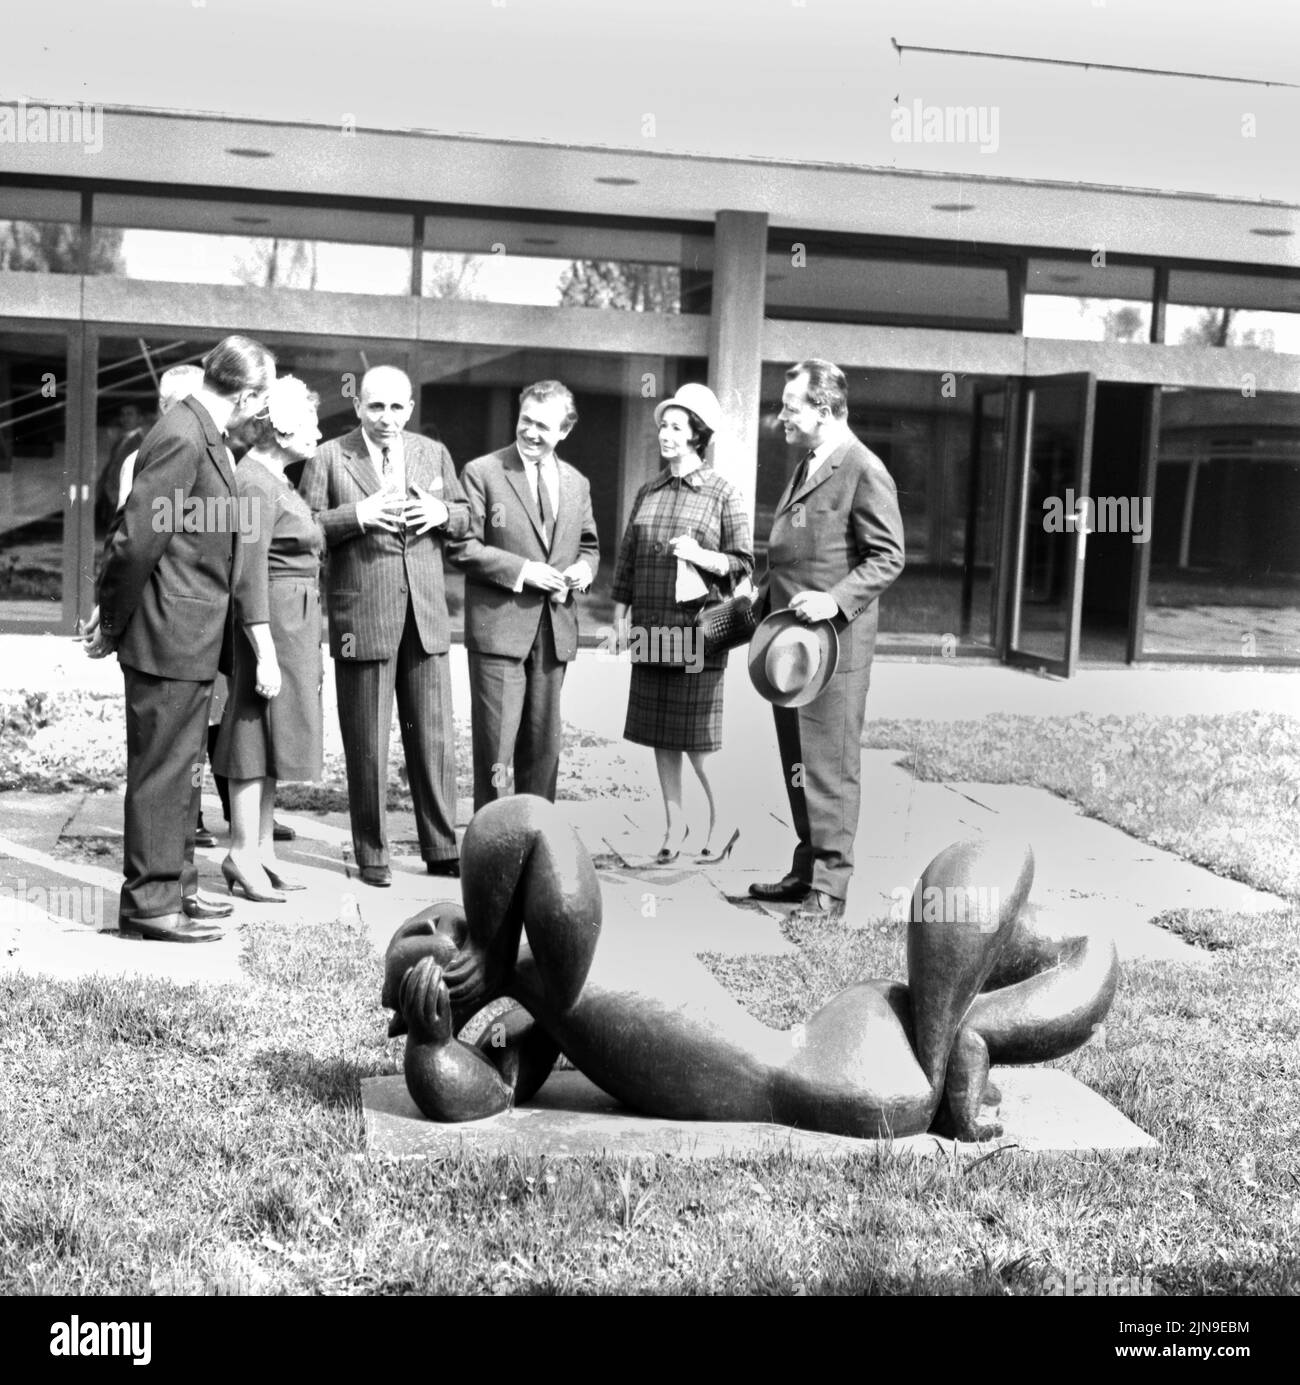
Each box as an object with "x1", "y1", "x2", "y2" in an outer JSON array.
[
  {"x1": 362, "y1": 1066, "x2": 1157, "y2": 1161},
  {"x1": 59, "y1": 789, "x2": 125, "y2": 839},
  {"x1": 0, "y1": 791, "x2": 79, "y2": 852},
  {"x1": 595, "y1": 868, "x2": 795, "y2": 958}
]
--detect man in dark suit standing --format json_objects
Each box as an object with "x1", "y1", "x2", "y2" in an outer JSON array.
[
  {"x1": 299, "y1": 365, "x2": 470, "y2": 887},
  {"x1": 86, "y1": 335, "x2": 276, "y2": 941},
  {"x1": 749, "y1": 359, "x2": 905, "y2": 923},
  {"x1": 450, "y1": 380, "x2": 600, "y2": 810}
]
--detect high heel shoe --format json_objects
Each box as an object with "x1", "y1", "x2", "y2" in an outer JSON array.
[
  {"x1": 221, "y1": 855, "x2": 286, "y2": 903},
  {"x1": 262, "y1": 866, "x2": 305, "y2": 892},
  {"x1": 694, "y1": 827, "x2": 740, "y2": 864},
  {"x1": 654, "y1": 827, "x2": 689, "y2": 865}
]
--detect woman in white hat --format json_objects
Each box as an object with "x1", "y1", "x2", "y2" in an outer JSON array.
[
  {"x1": 212, "y1": 376, "x2": 326, "y2": 901},
  {"x1": 611, "y1": 384, "x2": 753, "y2": 863}
]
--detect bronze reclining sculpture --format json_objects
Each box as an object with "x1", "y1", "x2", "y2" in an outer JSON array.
[{"x1": 382, "y1": 797, "x2": 1119, "y2": 1142}]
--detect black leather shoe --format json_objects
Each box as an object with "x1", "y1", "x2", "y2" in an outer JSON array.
[
  {"x1": 360, "y1": 865, "x2": 392, "y2": 887},
  {"x1": 194, "y1": 824, "x2": 218, "y2": 849},
  {"x1": 273, "y1": 821, "x2": 296, "y2": 842},
  {"x1": 119, "y1": 913, "x2": 223, "y2": 943},
  {"x1": 748, "y1": 874, "x2": 811, "y2": 903},
  {"x1": 789, "y1": 890, "x2": 846, "y2": 924},
  {"x1": 182, "y1": 894, "x2": 234, "y2": 920},
  {"x1": 426, "y1": 860, "x2": 460, "y2": 878}
]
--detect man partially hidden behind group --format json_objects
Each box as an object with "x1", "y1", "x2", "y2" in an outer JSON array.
[
  {"x1": 299, "y1": 365, "x2": 469, "y2": 888},
  {"x1": 749, "y1": 358, "x2": 905, "y2": 924},
  {"x1": 450, "y1": 380, "x2": 599, "y2": 811},
  {"x1": 84, "y1": 335, "x2": 276, "y2": 942}
]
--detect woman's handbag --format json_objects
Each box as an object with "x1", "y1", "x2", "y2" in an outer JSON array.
[{"x1": 697, "y1": 577, "x2": 759, "y2": 656}]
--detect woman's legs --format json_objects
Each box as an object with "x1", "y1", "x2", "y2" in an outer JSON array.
[
  {"x1": 258, "y1": 776, "x2": 278, "y2": 868},
  {"x1": 653, "y1": 747, "x2": 688, "y2": 854},
  {"x1": 686, "y1": 749, "x2": 719, "y2": 850},
  {"x1": 227, "y1": 776, "x2": 276, "y2": 891}
]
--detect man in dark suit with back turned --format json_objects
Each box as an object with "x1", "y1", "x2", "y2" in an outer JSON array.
[
  {"x1": 450, "y1": 380, "x2": 600, "y2": 810},
  {"x1": 749, "y1": 359, "x2": 905, "y2": 923},
  {"x1": 86, "y1": 335, "x2": 276, "y2": 941},
  {"x1": 299, "y1": 365, "x2": 470, "y2": 887}
]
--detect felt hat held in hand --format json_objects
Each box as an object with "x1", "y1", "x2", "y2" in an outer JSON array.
[{"x1": 748, "y1": 609, "x2": 839, "y2": 707}]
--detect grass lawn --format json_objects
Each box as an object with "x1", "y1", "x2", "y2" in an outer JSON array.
[{"x1": 1, "y1": 700, "x2": 1297, "y2": 1294}]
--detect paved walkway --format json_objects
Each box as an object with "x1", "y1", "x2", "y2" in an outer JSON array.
[{"x1": 1, "y1": 641, "x2": 1294, "y2": 985}]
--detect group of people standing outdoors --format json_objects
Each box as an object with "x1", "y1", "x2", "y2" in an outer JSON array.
[{"x1": 85, "y1": 335, "x2": 904, "y2": 942}]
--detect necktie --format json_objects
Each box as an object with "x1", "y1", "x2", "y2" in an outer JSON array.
[
  {"x1": 381, "y1": 445, "x2": 392, "y2": 480},
  {"x1": 790, "y1": 448, "x2": 815, "y2": 497},
  {"x1": 535, "y1": 462, "x2": 554, "y2": 548}
]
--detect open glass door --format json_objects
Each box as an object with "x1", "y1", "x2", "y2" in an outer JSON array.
[
  {"x1": 961, "y1": 381, "x2": 1011, "y2": 644},
  {"x1": 1006, "y1": 372, "x2": 1096, "y2": 677}
]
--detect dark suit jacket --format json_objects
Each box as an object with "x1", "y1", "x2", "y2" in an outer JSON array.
[
  {"x1": 298, "y1": 427, "x2": 470, "y2": 661},
  {"x1": 96, "y1": 396, "x2": 238, "y2": 681},
  {"x1": 450, "y1": 444, "x2": 600, "y2": 662},
  {"x1": 758, "y1": 430, "x2": 905, "y2": 670}
]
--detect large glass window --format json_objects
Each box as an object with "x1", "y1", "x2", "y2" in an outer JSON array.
[
  {"x1": 755, "y1": 365, "x2": 1005, "y2": 649},
  {"x1": 422, "y1": 216, "x2": 712, "y2": 313},
  {"x1": 1144, "y1": 387, "x2": 1300, "y2": 659},
  {"x1": 0, "y1": 186, "x2": 99, "y2": 274},
  {"x1": 1165, "y1": 269, "x2": 1300, "y2": 353},
  {"x1": 1023, "y1": 257, "x2": 1154, "y2": 341},
  {"x1": 92, "y1": 195, "x2": 413, "y2": 295},
  {"x1": 765, "y1": 240, "x2": 1013, "y2": 329},
  {"x1": 0, "y1": 333, "x2": 69, "y2": 628}
]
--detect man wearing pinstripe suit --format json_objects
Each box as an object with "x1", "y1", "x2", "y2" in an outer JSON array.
[{"x1": 299, "y1": 366, "x2": 470, "y2": 886}]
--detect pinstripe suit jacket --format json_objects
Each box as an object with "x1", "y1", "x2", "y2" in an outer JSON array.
[
  {"x1": 299, "y1": 427, "x2": 470, "y2": 661},
  {"x1": 450, "y1": 444, "x2": 600, "y2": 661}
]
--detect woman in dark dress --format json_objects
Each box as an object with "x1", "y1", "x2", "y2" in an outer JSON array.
[
  {"x1": 214, "y1": 377, "x2": 325, "y2": 901},
  {"x1": 611, "y1": 384, "x2": 753, "y2": 863}
]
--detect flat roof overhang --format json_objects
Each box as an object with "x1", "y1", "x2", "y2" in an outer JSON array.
[{"x1": 1, "y1": 105, "x2": 1297, "y2": 271}]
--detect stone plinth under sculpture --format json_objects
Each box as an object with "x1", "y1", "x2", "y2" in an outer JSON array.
[{"x1": 381, "y1": 797, "x2": 1120, "y2": 1143}]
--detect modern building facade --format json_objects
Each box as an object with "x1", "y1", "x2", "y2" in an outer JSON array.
[{"x1": 2, "y1": 17, "x2": 1298, "y2": 672}]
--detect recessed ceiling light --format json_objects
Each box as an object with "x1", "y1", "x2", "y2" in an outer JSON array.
[
  {"x1": 232, "y1": 215, "x2": 271, "y2": 226},
  {"x1": 595, "y1": 176, "x2": 638, "y2": 186},
  {"x1": 225, "y1": 147, "x2": 274, "y2": 159},
  {"x1": 522, "y1": 236, "x2": 559, "y2": 247},
  {"x1": 931, "y1": 201, "x2": 974, "y2": 213},
  {"x1": 1249, "y1": 227, "x2": 1294, "y2": 238}
]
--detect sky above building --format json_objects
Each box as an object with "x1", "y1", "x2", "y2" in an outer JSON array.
[{"x1": 2, "y1": 0, "x2": 1298, "y2": 203}]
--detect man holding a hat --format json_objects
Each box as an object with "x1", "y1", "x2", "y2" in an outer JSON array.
[{"x1": 748, "y1": 359, "x2": 905, "y2": 923}]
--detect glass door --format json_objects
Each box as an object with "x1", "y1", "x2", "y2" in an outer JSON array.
[
  {"x1": 961, "y1": 380, "x2": 1011, "y2": 643},
  {"x1": 1006, "y1": 372, "x2": 1096, "y2": 677}
]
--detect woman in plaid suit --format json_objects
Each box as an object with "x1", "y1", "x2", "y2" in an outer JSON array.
[{"x1": 611, "y1": 385, "x2": 753, "y2": 864}]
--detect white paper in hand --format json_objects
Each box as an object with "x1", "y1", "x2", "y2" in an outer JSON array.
[{"x1": 676, "y1": 558, "x2": 710, "y2": 603}]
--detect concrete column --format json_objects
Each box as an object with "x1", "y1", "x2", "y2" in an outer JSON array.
[
  {"x1": 617, "y1": 354, "x2": 665, "y2": 541},
  {"x1": 708, "y1": 210, "x2": 768, "y2": 525}
]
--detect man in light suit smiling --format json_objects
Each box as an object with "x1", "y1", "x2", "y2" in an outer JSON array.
[
  {"x1": 299, "y1": 365, "x2": 470, "y2": 886},
  {"x1": 450, "y1": 380, "x2": 600, "y2": 811}
]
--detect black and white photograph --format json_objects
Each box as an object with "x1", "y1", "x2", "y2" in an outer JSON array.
[{"x1": 0, "y1": 0, "x2": 1296, "y2": 1330}]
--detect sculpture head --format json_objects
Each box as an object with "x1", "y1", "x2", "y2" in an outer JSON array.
[{"x1": 382, "y1": 908, "x2": 468, "y2": 1036}]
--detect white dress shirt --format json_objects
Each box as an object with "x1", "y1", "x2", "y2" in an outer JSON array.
[{"x1": 802, "y1": 421, "x2": 852, "y2": 484}]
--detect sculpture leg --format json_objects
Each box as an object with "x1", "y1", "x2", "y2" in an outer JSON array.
[{"x1": 933, "y1": 1025, "x2": 1003, "y2": 1143}]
